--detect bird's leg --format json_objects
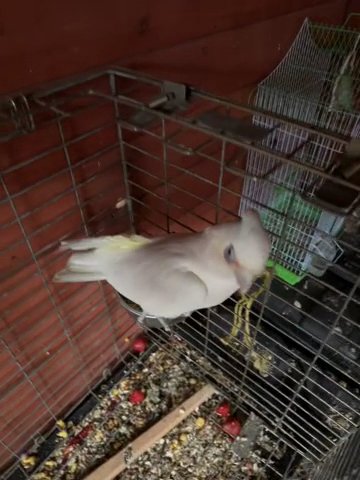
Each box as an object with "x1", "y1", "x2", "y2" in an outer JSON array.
[
  {"x1": 137, "y1": 314, "x2": 145, "y2": 326},
  {"x1": 223, "y1": 270, "x2": 272, "y2": 360},
  {"x1": 246, "y1": 269, "x2": 273, "y2": 376},
  {"x1": 244, "y1": 269, "x2": 272, "y2": 348},
  {"x1": 243, "y1": 297, "x2": 255, "y2": 350},
  {"x1": 157, "y1": 317, "x2": 171, "y2": 331},
  {"x1": 221, "y1": 295, "x2": 248, "y2": 346},
  {"x1": 137, "y1": 314, "x2": 153, "y2": 333}
]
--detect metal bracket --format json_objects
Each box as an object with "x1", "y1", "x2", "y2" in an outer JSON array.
[
  {"x1": 0, "y1": 95, "x2": 35, "y2": 141},
  {"x1": 197, "y1": 111, "x2": 274, "y2": 144},
  {"x1": 232, "y1": 413, "x2": 265, "y2": 459},
  {"x1": 128, "y1": 80, "x2": 188, "y2": 130},
  {"x1": 158, "y1": 80, "x2": 188, "y2": 110}
]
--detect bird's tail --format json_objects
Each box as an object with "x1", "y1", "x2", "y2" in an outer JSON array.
[{"x1": 53, "y1": 234, "x2": 150, "y2": 283}]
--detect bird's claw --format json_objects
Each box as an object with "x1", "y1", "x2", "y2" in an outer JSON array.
[
  {"x1": 221, "y1": 335, "x2": 238, "y2": 347},
  {"x1": 251, "y1": 350, "x2": 273, "y2": 377},
  {"x1": 222, "y1": 270, "x2": 271, "y2": 355},
  {"x1": 137, "y1": 314, "x2": 145, "y2": 325},
  {"x1": 158, "y1": 317, "x2": 171, "y2": 331}
]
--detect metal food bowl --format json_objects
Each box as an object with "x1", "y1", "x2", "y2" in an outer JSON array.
[{"x1": 118, "y1": 294, "x2": 184, "y2": 329}]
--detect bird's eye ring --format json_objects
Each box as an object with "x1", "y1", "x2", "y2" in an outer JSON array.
[{"x1": 224, "y1": 244, "x2": 236, "y2": 263}]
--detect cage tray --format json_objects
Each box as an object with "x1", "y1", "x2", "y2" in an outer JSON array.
[{"x1": 11, "y1": 342, "x2": 288, "y2": 480}]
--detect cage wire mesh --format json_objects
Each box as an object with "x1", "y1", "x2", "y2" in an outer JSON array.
[
  {"x1": 1, "y1": 17, "x2": 360, "y2": 480},
  {"x1": 240, "y1": 18, "x2": 360, "y2": 283}
]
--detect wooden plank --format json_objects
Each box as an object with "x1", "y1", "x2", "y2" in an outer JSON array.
[{"x1": 84, "y1": 384, "x2": 217, "y2": 480}]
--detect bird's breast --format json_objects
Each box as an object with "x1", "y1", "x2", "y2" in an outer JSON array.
[{"x1": 193, "y1": 262, "x2": 239, "y2": 308}]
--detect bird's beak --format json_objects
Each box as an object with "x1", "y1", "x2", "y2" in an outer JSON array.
[
  {"x1": 231, "y1": 260, "x2": 241, "y2": 269},
  {"x1": 233, "y1": 264, "x2": 243, "y2": 286},
  {"x1": 231, "y1": 261, "x2": 243, "y2": 285},
  {"x1": 233, "y1": 263, "x2": 253, "y2": 294}
]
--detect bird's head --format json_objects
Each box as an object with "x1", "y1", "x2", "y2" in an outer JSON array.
[{"x1": 209, "y1": 209, "x2": 271, "y2": 294}]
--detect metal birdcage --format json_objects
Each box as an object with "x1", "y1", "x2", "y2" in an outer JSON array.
[
  {"x1": 1, "y1": 18, "x2": 360, "y2": 480},
  {"x1": 240, "y1": 19, "x2": 360, "y2": 284}
]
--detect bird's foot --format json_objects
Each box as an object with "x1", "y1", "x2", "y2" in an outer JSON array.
[
  {"x1": 221, "y1": 335, "x2": 232, "y2": 345},
  {"x1": 157, "y1": 317, "x2": 171, "y2": 331},
  {"x1": 251, "y1": 350, "x2": 273, "y2": 377},
  {"x1": 221, "y1": 334, "x2": 240, "y2": 349},
  {"x1": 137, "y1": 314, "x2": 145, "y2": 325},
  {"x1": 137, "y1": 314, "x2": 152, "y2": 332}
]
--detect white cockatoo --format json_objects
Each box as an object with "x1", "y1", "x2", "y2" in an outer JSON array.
[{"x1": 54, "y1": 210, "x2": 270, "y2": 325}]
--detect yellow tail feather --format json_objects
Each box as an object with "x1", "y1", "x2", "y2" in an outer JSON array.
[{"x1": 104, "y1": 234, "x2": 152, "y2": 252}]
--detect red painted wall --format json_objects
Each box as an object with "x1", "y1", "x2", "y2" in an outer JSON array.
[{"x1": 0, "y1": 0, "x2": 348, "y2": 95}]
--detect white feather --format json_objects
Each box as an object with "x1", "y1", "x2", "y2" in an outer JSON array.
[{"x1": 53, "y1": 212, "x2": 270, "y2": 318}]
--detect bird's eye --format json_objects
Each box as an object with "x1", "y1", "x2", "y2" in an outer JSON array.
[{"x1": 224, "y1": 244, "x2": 236, "y2": 263}]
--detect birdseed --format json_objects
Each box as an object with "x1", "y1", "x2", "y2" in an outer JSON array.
[{"x1": 27, "y1": 341, "x2": 283, "y2": 480}]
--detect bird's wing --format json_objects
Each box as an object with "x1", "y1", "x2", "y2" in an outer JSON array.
[
  {"x1": 97, "y1": 233, "x2": 209, "y2": 318},
  {"x1": 137, "y1": 267, "x2": 209, "y2": 318}
]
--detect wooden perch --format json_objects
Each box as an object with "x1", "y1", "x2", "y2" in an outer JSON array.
[{"x1": 84, "y1": 384, "x2": 217, "y2": 480}]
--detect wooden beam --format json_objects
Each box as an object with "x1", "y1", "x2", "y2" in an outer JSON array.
[{"x1": 84, "y1": 384, "x2": 217, "y2": 480}]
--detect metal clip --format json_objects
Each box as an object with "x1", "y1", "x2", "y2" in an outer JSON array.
[
  {"x1": 232, "y1": 413, "x2": 265, "y2": 459},
  {"x1": 129, "y1": 81, "x2": 188, "y2": 130},
  {"x1": 0, "y1": 95, "x2": 35, "y2": 141},
  {"x1": 150, "y1": 81, "x2": 187, "y2": 111}
]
